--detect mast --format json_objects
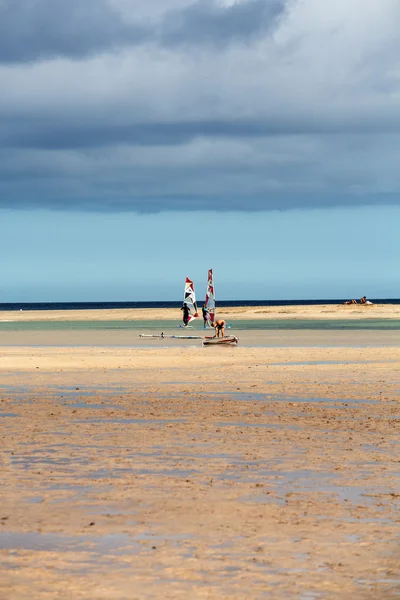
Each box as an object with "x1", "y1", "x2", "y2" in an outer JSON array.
[
  {"x1": 205, "y1": 269, "x2": 215, "y2": 325},
  {"x1": 183, "y1": 277, "x2": 198, "y2": 324}
]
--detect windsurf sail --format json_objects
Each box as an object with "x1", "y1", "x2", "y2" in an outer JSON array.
[
  {"x1": 183, "y1": 277, "x2": 198, "y2": 324},
  {"x1": 204, "y1": 268, "x2": 215, "y2": 325}
]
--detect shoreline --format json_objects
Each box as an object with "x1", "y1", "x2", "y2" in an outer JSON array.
[{"x1": 2, "y1": 303, "x2": 400, "y2": 322}]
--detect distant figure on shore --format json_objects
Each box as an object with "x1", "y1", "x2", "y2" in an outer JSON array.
[
  {"x1": 360, "y1": 296, "x2": 374, "y2": 305},
  {"x1": 181, "y1": 302, "x2": 190, "y2": 326},
  {"x1": 213, "y1": 319, "x2": 226, "y2": 338},
  {"x1": 202, "y1": 305, "x2": 210, "y2": 328},
  {"x1": 343, "y1": 299, "x2": 357, "y2": 305}
]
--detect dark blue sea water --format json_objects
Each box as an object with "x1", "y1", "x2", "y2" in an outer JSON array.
[{"x1": 1, "y1": 299, "x2": 399, "y2": 311}]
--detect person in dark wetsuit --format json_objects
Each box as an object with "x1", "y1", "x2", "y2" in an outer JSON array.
[
  {"x1": 202, "y1": 305, "x2": 210, "y2": 328},
  {"x1": 181, "y1": 303, "x2": 190, "y2": 326}
]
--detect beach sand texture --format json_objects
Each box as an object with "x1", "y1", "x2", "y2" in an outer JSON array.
[
  {"x1": 1, "y1": 302, "x2": 400, "y2": 322},
  {"x1": 0, "y1": 310, "x2": 399, "y2": 598}
]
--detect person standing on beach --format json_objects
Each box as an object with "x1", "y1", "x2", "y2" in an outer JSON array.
[
  {"x1": 213, "y1": 319, "x2": 226, "y2": 338},
  {"x1": 202, "y1": 305, "x2": 210, "y2": 328},
  {"x1": 181, "y1": 302, "x2": 190, "y2": 326}
]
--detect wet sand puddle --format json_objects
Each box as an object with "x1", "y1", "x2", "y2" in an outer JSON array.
[
  {"x1": 1, "y1": 382, "x2": 132, "y2": 400},
  {"x1": 166, "y1": 389, "x2": 382, "y2": 405},
  {"x1": 1, "y1": 386, "x2": 136, "y2": 417},
  {"x1": 10, "y1": 451, "x2": 90, "y2": 470},
  {"x1": 64, "y1": 401, "x2": 123, "y2": 410},
  {"x1": 7, "y1": 429, "x2": 392, "y2": 515},
  {"x1": 1, "y1": 529, "x2": 341, "y2": 598},
  {"x1": 0, "y1": 530, "x2": 194, "y2": 577},
  {"x1": 0, "y1": 531, "x2": 142, "y2": 553},
  {"x1": 266, "y1": 359, "x2": 400, "y2": 367},
  {"x1": 238, "y1": 475, "x2": 388, "y2": 508},
  {"x1": 77, "y1": 417, "x2": 187, "y2": 425}
]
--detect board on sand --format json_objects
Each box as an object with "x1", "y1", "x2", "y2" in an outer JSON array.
[
  {"x1": 140, "y1": 333, "x2": 203, "y2": 339},
  {"x1": 202, "y1": 335, "x2": 239, "y2": 346}
]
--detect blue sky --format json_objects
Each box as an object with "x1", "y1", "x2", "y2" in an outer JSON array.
[
  {"x1": 2, "y1": 206, "x2": 399, "y2": 301},
  {"x1": 1, "y1": 0, "x2": 399, "y2": 301}
]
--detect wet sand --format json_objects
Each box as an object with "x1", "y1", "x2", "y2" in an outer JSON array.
[
  {"x1": 1, "y1": 328, "x2": 400, "y2": 348},
  {"x1": 1, "y1": 334, "x2": 399, "y2": 598}
]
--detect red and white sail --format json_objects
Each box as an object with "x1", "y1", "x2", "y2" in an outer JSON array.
[
  {"x1": 183, "y1": 277, "x2": 198, "y2": 323},
  {"x1": 204, "y1": 269, "x2": 215, "y2": 325}
]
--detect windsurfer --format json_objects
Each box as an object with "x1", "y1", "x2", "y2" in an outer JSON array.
[
  {"x1": 181, "y1": 302, "x2": 190, "y2": 326},
  {"x1": 213, "y1": 319, "x2": 226, "y2": 338}
]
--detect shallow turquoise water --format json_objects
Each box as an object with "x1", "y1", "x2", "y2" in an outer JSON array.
[{"x1": 1, "y1": 318, "x2": 400, "y2": 331}]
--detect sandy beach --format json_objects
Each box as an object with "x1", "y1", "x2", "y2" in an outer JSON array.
[
  {"x1": 2, "y1": 302, "x2": 400, "y2": 322},
  {"x1": 0, "y1": 308, "x2": 399, "y2": 599}
]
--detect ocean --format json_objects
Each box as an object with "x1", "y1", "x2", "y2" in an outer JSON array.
[{"x1": 1, "y1": 299, "x2": 399, "y2": 311}]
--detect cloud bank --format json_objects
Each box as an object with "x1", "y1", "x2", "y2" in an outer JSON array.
[{"x1": 0, "y1": 0, "x2": 400, "y2": 212}]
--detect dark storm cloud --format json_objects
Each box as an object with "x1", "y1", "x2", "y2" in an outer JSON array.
[
  {"x1": 6, "y1": 114, "x2": 399, "y2": 153},
  {"x1": 161, "y1": 0, "x2": 284, "y2": 47},
  {"x1": 2, "y1": 118, "x2": 337, "y2": 151},
  {"x1": 0, "y1": 167, "x2": 398, "y2": 213},
  {"x1": 0, "y1": 0, "x2": 285, "y2": 63},
  {"x1": 0, "y1": 0, "x2": 147, "y2": 63}
]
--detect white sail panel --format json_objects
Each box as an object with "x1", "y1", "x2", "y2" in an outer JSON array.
[
  {"x1": 183, "y1": 277, "x2": 198, "y2": 324},
  {"x1": 205, "y1": 268, "x2": 215, "y2": 324}
]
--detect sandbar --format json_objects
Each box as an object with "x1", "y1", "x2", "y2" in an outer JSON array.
[{"x1": 1, "y1": 302, "x2": 400, "y2": 322}]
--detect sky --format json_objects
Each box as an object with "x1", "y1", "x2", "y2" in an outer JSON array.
[{"x1": 1, "y1": 0, "x2": 400, "y2": 301}]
